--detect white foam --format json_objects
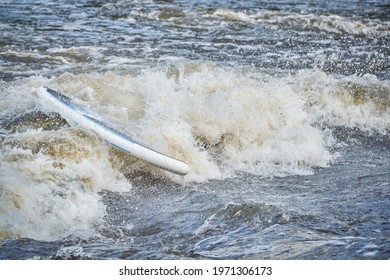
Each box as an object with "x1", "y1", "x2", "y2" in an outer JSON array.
[
  {"x1": 46, "y1": 46, "x2": 107, "y2": 61},
  {"x1": 0, "y1": 128, "x2": 131, "y2": 241},
  {"x1": 294, "y1": 70, "x2": 390, "y2": 132},
  {"x1": 212, "y1": 8, "x2": 255, "y2": 23},
  {"x1": 0, "y1": 77, "x2": 132, "y2": 240},
  {"x1": 210, "y1": 8, "x2": 390, "y2": 36},
  {"x1": 0, "y1": 65, "x2": 388, "y2": 240}
]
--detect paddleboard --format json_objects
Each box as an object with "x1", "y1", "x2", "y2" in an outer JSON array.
[{"x1": 36, "y1": 86, "x2": 189, "y2": 175}]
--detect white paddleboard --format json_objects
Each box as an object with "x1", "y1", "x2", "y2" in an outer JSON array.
[{"x1": 36, "y1": 86, "x2": 189, "y2": 175}]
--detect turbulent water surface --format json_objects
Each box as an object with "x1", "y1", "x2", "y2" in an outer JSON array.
[{"x1": 0, "y1": 0, "x2": 389, "y2": 259}]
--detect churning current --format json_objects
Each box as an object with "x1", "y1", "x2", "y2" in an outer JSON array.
[{"x1": 0, "y1": 0, "x2": 389, "y2": 259}]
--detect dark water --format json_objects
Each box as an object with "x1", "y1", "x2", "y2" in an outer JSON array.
[{"x1": 0, "y1": 0, "x2": 389, "y2": 259}]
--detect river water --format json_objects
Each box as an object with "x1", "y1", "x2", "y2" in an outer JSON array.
[{"x1": 0, "y1": 0, "x2": 389, "y2": 259}]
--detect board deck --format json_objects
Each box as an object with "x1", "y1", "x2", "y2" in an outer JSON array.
[{"x1": 36, "y1": 87, "x2": 189, "y2": 175}]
